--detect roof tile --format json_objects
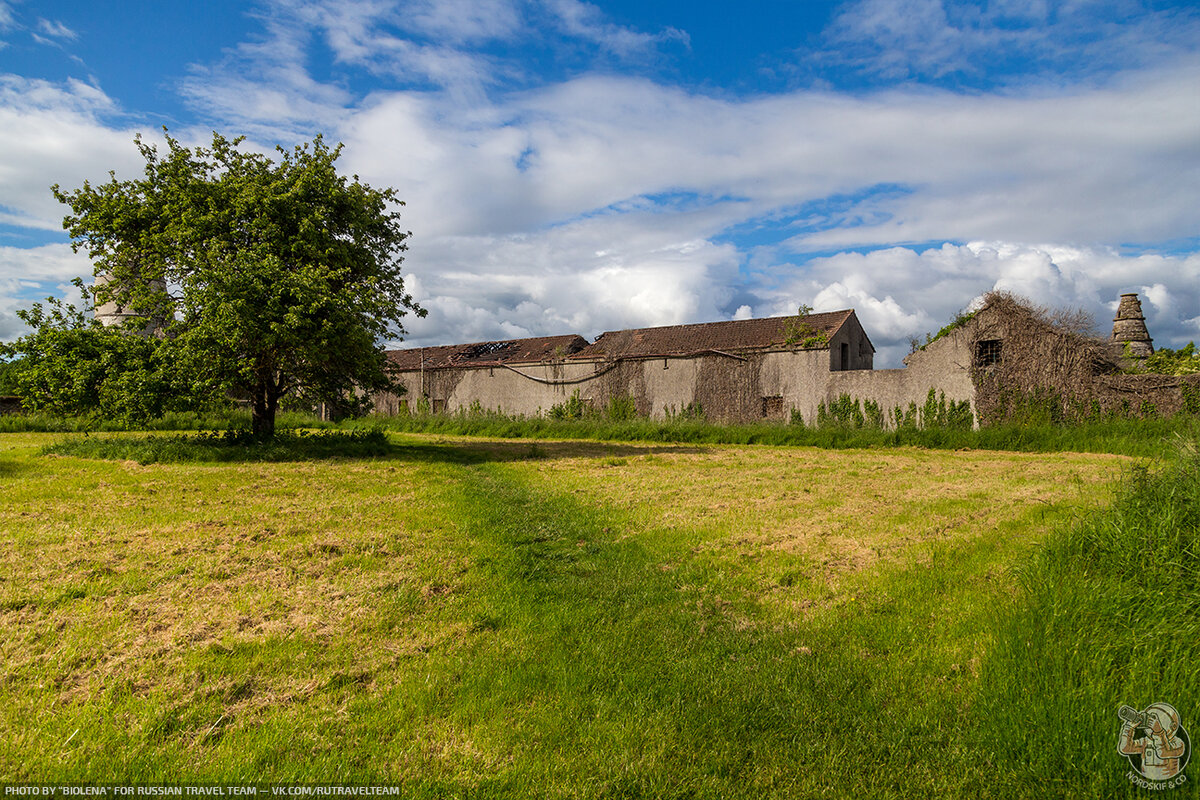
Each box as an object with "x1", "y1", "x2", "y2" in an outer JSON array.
[
  {"x1": 386, "y1": 334, "x2": 589, "y2": 370},
  {"x1": 572, "y1": 311, "x2": 852, "y2": 359}
]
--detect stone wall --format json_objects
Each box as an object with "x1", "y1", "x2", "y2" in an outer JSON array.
[
  {"x1": 1090, "y1": 373, "x2": 1200, "y2": 417},
  {"x1": 375, "y1": 348, "x2": 841, "y2": 422}
]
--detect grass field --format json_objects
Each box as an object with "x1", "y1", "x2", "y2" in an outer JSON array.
[{"x1": 0, "y1": 431, "x2": 1192, "y2": 796}]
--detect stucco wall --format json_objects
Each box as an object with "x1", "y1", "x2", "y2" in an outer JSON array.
[
  {"x1": 374, "y1": 360, "x2": 603, "y2": 416},
  {"x1": 824, "y1": 328, "x2": 976, "y2": 425},
  {"x1": 376, "y1": 347, "x2": 843, "y2": 422},
  {"x1": 373, "y1": 325, "x2": 979, "y2": 424}
]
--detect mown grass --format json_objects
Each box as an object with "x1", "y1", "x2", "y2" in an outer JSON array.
[
  {"x1": 43, "y1": 429, "x2": 391, "y2": 463},
  {"x1": 0, "y1": 430, "x2": 1193, "y2": 796}
]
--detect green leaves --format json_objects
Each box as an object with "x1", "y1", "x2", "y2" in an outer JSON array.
[
  {"x1": 48, "y1": 130, "x2": 424, "y2": 438},
  {"x1": 2, "y1": 295, "x2": 210, "y2": 423}
]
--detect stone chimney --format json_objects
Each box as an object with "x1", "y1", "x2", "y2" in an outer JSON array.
[{"x1": 1111, "y1": 293, "x2": 1153, "y2": 358}]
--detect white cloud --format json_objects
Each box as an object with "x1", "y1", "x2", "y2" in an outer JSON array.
[
  {"x1": 330, "y1": 65, "x2": 1200, "y2": 255},
  {"x1": 35, "y1": 18, "x2": 77, "y2": 41},
  {"x1": 0, "y1": 76, "x2": 149, "y2": 230},
  {"x1": 543, "y1": 0, "x2": 688, "y2": 58},
  {"x1": 394, "y1": 211, "x2": 741, "y2": 348},
  {"x1": 758, "y1": 243, "x2": 1200, "y2": 366},
  {"x1": 820, "y1": 0, "x2": 1200, "y2": 82},
  {"x1": 4, "y1": 1, "x2": 1198, "y2": 369},
  {"x1": 0, "y1": 244, "x2": 93, "y2": 340},
  {"x1": 0, "y1": 243, "x2": 91, "y2": 282}
]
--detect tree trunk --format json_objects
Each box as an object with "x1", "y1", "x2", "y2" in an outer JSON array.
[{"x1": 251, "y1": 387, "x2": 278, "y2": 441}]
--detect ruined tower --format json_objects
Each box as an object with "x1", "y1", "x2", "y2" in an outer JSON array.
[
  {"x1": 93, "y1": 272, "x2": 170, "y2": 336},
  {"x1": 1111, "y1": 292, "x2": 1153, "y2": 359}
]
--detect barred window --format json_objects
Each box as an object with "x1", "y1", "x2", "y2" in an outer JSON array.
[{"x1": 975, "y1": 339, "x2": 1002, "y2": 367}]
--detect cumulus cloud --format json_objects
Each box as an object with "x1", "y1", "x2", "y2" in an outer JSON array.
[
  {"x1": 0, "y1": 76, "x2": 150, "y2": 230},
  {"x1": 4, "y1": 0, "x2": 1198, "y2": 369},
  {"x1": 394, "y1": 211, "x2": 741, "y2": 348},
  {"x1": 0, "y1": 244, "x2": 93, "y2": 340},
  {"x1": 752, "y1": 243, "x2": 1200, "y2": 366}
]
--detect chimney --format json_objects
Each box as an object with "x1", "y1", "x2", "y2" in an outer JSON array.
[{"x1": 1111, "y1": 293, "x2": 1153, "y2": 358}]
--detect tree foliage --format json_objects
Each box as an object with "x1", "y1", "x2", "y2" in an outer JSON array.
[
  {"x1": 1137, "y1": 342, "x2": 1200, "y2": 376},
  {"x1": 1, "y1": 285, "x2": 209, "y2": 421},
  {"x1": 50, "y1": 131, "x2": 424, "y2": 437}
]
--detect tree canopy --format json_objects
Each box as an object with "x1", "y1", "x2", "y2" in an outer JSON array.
[
  {"x1": 2, "y1": 287, "x2": 208, "y2": 422},
  {"x1": 48, "y1": 131, "x2": 424, "y2": 437}
]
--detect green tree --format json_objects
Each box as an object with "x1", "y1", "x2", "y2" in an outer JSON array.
[
  {"x1": 1, "y1": 288, "x2": 205, "y2": 421},
  {"x1": 52, "y1": 131, "x2": 424, "y2": 438},
  {"x1": 1139, "y1": 342, "x2": 1200, "y2": 376}
]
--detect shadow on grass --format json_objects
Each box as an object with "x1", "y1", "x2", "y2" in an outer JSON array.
[
  {"x1": 0, "y1": 457, "x2": 30, "y2": 478},
  {"x1": 403, "y1": 437, "x2": 708, "y2": 465},
  {"x1": 40, "y1": 430, "x2": 709, "y2": 466}
]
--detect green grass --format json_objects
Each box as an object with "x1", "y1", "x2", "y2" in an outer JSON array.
[
  {"x1": 350, "y1": 411, "x2": 1196, "y2": 458},
  {"x1": 42, "y1": 428, "x2": 391, "y2": 463},
  {"x1": 3, "y1": 406, "x2": 1194, "y2": 458},
  {"x1": 972, "y1": 438, "x2": 1200, "y2": 796},
  {"x1": 0, "y1": 408, "x2": 335, "y2": 433},
  {"x1": 0, "y1": 430, "x2": 1193, "y2": 796}
]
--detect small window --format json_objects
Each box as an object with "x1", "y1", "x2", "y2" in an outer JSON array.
[
  {"x1": 975, "y1": 339, "x2": 1002, "y2": 367},
  {"x1": 840, "y1": 342, "x2": 850, "y2": 370},
  {"x1": 761, "y1": 396, "x2": 784, "y2": 418}
]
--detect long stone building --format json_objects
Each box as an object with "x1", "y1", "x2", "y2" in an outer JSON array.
[
  {"x1": 374, "y1": 306, "x2": 975, "y2": 424},
  {"x1": 371, "y1": 291, "x2": 1199, "y2": 426}
]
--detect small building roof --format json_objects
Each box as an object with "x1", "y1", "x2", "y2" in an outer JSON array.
[
  {"x1": 572, "y1": 310, "x2": 856, "y2": 360},
  {"x1": 386, "y1": 334, "x2": 589, "y2": 370}
]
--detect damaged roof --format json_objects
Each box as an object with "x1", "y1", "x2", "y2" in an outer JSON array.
[
  {"x1": 386, "y1": 334, "x2": 589, "y2": 370},
  {"x1": 572, "y1": 310, "x2": 856, "y2": 360}
]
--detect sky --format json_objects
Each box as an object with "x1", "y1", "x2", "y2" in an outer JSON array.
[{"x1": 1, "y1": 0, "x2": 1198, "y2": 366}]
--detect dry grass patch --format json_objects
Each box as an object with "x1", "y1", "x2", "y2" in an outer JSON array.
[
  {"x1": 0, "y1": 443, "x2": 473, "y2": 751},
  {"x1": 0, "y1": 432, "x2": 1140, "y2": 789},
  {"x1": 524, "y1": 444, "x2": 1125, "y2": 600}
]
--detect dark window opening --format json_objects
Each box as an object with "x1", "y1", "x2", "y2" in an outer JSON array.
[
  {"x1": 840, "y1": 342, "x2": 850, "y2": 370},
  {"x1": 761, "y1": 396, "x2": 784, "y2": 418},
  {"x1": 975, "y1": 339, "x2": 1002, "y2": 367}
]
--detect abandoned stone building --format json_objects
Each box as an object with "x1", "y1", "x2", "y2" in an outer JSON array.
[{"x1": 372, "y1": 291, "x2": 1198, "y2": 426}]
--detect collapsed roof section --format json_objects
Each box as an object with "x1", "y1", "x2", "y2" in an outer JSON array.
[{"x1": 386, "y1": 334, "x2": 589, "y2": 370}]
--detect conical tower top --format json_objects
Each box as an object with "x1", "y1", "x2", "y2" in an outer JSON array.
[{"x1": 1111, "y1": 293, "x2": 1153, "y2": 358}]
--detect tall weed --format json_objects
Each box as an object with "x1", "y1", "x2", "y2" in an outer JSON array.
[{"x1": 973, "y1": 439, "x2": 1199, "y2": 796}]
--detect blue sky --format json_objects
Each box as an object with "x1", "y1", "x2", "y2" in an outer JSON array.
[{"x1": 1, "y1": 0, "x2": 1198, "y2": 365}]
